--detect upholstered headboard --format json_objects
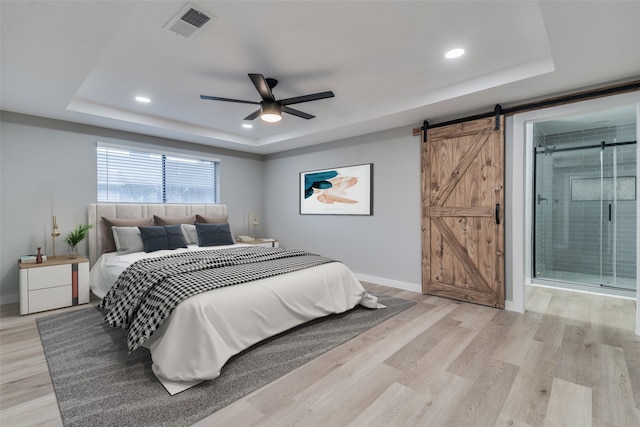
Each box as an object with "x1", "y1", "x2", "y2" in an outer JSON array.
[{"x1": 88, "y1": 203, "x2": 227, "y2": 266}]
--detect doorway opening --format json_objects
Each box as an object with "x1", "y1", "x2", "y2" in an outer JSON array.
[{"x1": 530, "y1": 105, "x2": 637, "y2": 298}]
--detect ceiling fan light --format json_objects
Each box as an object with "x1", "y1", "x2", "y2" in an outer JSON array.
[
  {"x1": 261, "y1": 113, "x2": 281, "y2": 122},
  {"x1": 260, "y1": 103, "x2": 282, "y2": 122}
]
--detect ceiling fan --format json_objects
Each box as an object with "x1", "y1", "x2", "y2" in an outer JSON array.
[{"x1": 200, "y1": 73, "x2": 335, "y2": 123}]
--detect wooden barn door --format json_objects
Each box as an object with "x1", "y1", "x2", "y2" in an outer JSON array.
[{"x1": 422, "y1": 116, "x2": 505, "y2": 308}]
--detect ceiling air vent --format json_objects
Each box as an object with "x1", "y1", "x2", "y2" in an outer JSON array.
[{"x1": 164, "y1": 3, "x2": 213, "y2": 39}]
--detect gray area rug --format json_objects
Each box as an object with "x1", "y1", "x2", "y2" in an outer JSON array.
[{"x1": 37, "y1": 295, "x2": 414, "y2": 427}]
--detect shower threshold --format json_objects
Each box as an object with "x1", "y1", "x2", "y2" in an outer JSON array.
[{"x1": 533, "y1": 271, "x2": 636, "y2": 299}]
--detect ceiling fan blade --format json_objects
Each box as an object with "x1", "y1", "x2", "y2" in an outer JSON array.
[
  {"x1": 283, "y1": 106, "x2": 315, "y2": 120},
  {"x1": 244, "y1": 109, "x2": 261, "y2": 120},
  {"x1": 248, "y1": 73, "x2": 276, "y2": 103},
  {"x1": 200, "y1": 95, "x2": 259, "y2": 105},
  {"x1": 279, "y1": 91, "x2": 335, "y2": 106}
]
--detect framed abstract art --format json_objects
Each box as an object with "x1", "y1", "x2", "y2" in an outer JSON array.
[{"x1": 300, "y1": 163, "x2": 373, "y2": 215}]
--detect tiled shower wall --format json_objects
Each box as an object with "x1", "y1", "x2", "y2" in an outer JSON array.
[{"x1": 534, "y1": 124, "x2": 637, "y2": 282}]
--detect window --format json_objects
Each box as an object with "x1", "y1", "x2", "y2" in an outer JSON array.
[{"x1": 97, "y1": 143, "x2": 219, "y2": 203}]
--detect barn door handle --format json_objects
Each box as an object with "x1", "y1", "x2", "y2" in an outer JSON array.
[
  {"x1": 495, "y1": 204, "x2": 501, "y2": 225},
  {"x1": 609, "y1": 203, "x2": 612, "y2": 222}
]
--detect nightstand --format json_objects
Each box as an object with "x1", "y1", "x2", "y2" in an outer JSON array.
[
  {"x1": 245, "y1": 239, "x2": 279, "y2": 248},
  {"x1": 18, "y1": 255, "x2": 90, "y2": 315}
]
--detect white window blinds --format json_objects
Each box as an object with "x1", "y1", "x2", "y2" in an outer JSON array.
[{"x1": 97, "y1": 144, "x2": 219, "y2": 203}]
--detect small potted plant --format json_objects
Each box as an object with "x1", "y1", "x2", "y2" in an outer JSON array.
[{"x1": 64, "y1": 224, "x2": 93, "y2": 258}]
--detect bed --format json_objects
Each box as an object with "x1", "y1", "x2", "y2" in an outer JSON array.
[{"x1": 88, "y1": 203, "x2": 380, "y2": 394}]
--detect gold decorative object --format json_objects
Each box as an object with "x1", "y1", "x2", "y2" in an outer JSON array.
[
  {"x1": 248, "y1": 213, "x2": 259, "y2": 238},
  {"x1": 51, "y1": 215, "x2": 60, "y2": 257}
]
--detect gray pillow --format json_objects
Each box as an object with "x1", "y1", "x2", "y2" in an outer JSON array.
[
  {"x1": 196, "y1": 223, "x2": 234, "y2": 246},
  {"x1": 181, "y1": 224, "x2": 199, "y2": 245},
  {"x1": 139, "y1": 225, "x2": 188, "y2": 252},
  {"x1": 112, "y1": 226, "x2": 145, "y2": 255},
  {"x1": 101, "y1": 216, "x2": 154, "y2": 253}
]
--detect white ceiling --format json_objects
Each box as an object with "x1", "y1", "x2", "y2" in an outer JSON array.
[{"x1": 1, "y1": 1, "x2": 639, "y2": 155}]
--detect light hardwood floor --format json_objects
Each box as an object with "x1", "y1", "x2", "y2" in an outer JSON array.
[{"x1": 1, "y1": 284, "x2": 639, "y2": 426}]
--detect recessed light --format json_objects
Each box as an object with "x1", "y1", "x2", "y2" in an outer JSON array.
[
  {"x1": 445, "y1": 48, "x2": 465, "y2": 59},
  {"x1": 135, "y1": 96, "x2": 151, "y2": 103},
  {"x1": 242, "y1": 123, "x2": 253, "y2": 129}
]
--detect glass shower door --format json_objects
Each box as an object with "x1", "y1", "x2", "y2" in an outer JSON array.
[
  {"x1": 533, "y1": 140, "x2": 637, "y2": 291},
  {"x1": 530, "y1": 102, "x2": 637, "y2": 296},
  {"x1": 607, "y1": 144, "x2": 638, "y2": 290},
  {"x1": 600, "y1": 146, "x2": 617, "y2": 288}
]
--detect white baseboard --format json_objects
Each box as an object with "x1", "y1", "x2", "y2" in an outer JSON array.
[
  {"x1": 356, "y1": 272, "x2": 520, "y2": 313},
  {"x1": 504, "y1": 299, "x2": 521, "y2": 313},
  {"x1": 529, "y1": 282, "x2": 636, "y2": 300},
  {"x1": 354, "y1": 273, "x2": 421, "y2": 293}
]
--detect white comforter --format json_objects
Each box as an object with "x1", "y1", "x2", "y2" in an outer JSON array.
[{"x1": 90, "y1": 245, "x2": 379, "y2": 394}]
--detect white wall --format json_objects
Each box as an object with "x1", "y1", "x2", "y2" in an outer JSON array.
[
  {"x1": 504, "y1": 115, "x2": 525, "y2": 311},
  {"x1": 263, "y1": 126, "x2": 423, "y2": 291},
  {"x1": 0, "y1": 112, "x2": 264, "y2": 304}
]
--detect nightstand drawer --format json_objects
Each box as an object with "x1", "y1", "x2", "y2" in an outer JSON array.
[
  {"x1": 29, "y1": 285, "x2": 72, "y2": 313},
  {"x1": 28, "y1": 264, "x2": 70, "y2": 290}
]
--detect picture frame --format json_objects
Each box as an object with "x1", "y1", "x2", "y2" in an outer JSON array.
[{"x1": 300, "y1": 163, "x2": 373, "y2": 215}]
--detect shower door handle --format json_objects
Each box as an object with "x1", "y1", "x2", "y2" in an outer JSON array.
[
  {"x1": 609, "y1": 204, "x2": 612, "y2": 221},
  {"x1": 495, "y1": 204, "x2": 501, "y2": 225}
]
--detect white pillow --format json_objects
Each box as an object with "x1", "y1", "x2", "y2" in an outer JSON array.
[
  {"x1": 181, "y1": 224, "x2": 199, "y2": 245},
  {"x1": 112, "y1": 226, "x2": 145, "y2": 255}
]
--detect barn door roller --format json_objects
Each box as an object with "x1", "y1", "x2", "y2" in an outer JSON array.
[{"x1": 494, "y1": 104, "x2": 502, "y2": 130}]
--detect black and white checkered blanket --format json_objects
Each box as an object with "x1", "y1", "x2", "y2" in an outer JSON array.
[{"x1": 99, "y1": 246, "x2": 336, "y2": 352}]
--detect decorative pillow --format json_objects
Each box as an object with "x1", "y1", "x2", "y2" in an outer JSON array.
[
  {"x1": 153, "y1": 214, "x2": 196, "y2": 226},
  {"x1": 138, "y1": 225, "x2": 188, "y2": 252},
  {"x1": 181, "y1": 224, "x2": 199, "y2": 245},
  {"x1": 112, "y1": 226, "x2": 145, "y2": 255},
  {"x1": 196, "y1": 223, "x2": 235, "y2": 247},
  {"x1": 195, "y1": 214, "x2": 229, "y2": 224},
  {"x1": 101, "y1": 216, "x2": 154, "y2": 253}
]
